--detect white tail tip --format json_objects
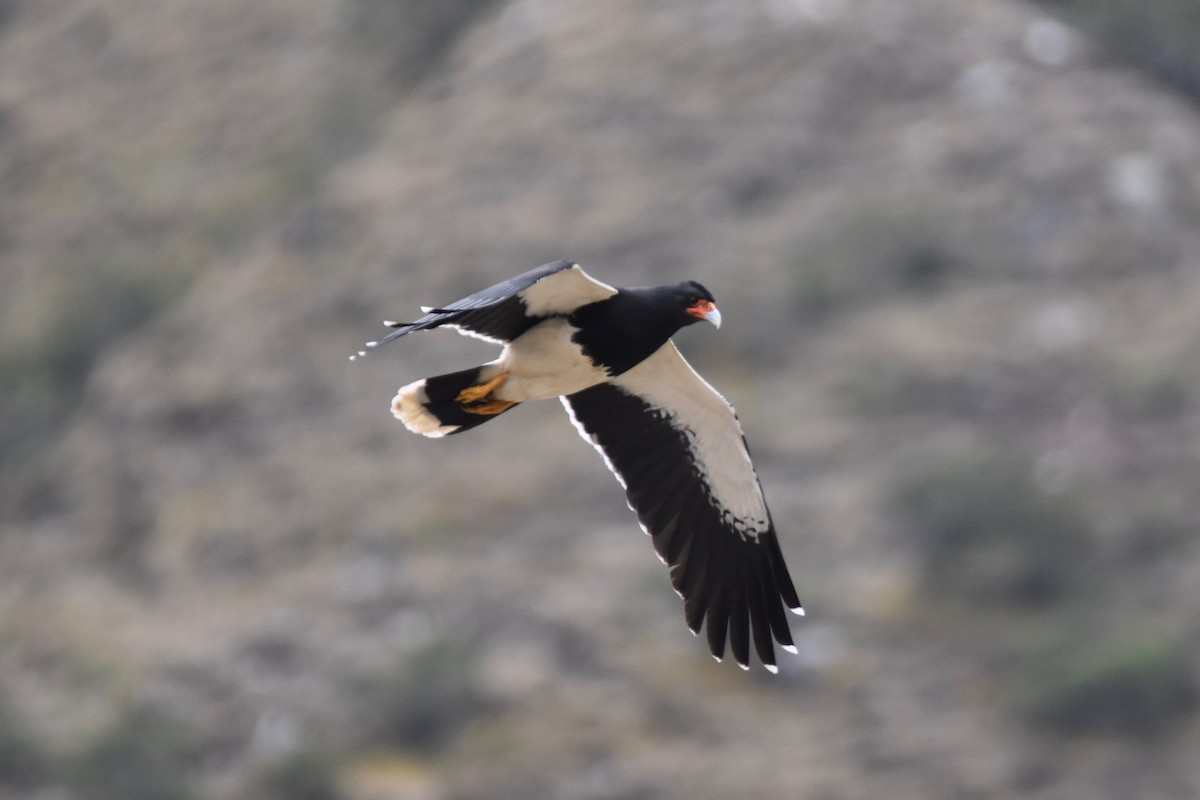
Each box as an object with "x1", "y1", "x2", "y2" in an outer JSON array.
[{"x1": 391, "y1": 379, "x2": 458, "y2": 437}]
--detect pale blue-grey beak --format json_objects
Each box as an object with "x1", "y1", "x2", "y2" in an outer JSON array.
[{"x1": 689, "y1": 299, "x2": 722, "y2": 328}]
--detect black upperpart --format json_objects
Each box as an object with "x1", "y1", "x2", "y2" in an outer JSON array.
[{"x1": 570, "y1": 281, "x2": 717, "y2": 376}]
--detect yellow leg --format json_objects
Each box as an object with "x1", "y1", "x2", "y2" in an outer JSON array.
[
  {"x1": 456, "y1": 372, "x2": 509, "y2": 403},
  {"x1": 462, "y1": 397, "x2": 516, "y2": 415},
  {"x1": 456, "y1": 372, "x2": 515, "y2": 415}
]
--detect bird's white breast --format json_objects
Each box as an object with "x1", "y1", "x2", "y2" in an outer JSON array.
[{"x1": 493, "y1": 318, "x2": 610, "y2": 402}]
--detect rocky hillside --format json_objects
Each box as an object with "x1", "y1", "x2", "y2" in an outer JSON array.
[{"x1": 3, "y1": 1, "x2": 1200, "y2": 798}]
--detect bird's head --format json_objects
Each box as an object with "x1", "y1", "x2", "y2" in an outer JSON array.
[{"x1": 679, "y1": 281, "x2": 722, "y2": 329}]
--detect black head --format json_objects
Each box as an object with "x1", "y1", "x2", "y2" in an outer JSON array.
[
  {"x1": 569, "y1": 279, "x2": 722, "y2": 376},
  {"x1": 672, "y1": 280, "x2": 721, "y2": 329},
  {"x1": 622, "y1": 280, "x2": 721, "y2": 331}
]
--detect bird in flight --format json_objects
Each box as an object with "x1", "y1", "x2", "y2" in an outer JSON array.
[{"x1": 354, "y1": 261, "x2": 802, "y2": 671}]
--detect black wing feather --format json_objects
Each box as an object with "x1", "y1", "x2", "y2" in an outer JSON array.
[
  {"x1": 761, "y1": 570, "x2": 796, "y2": 651},
  {"x1": 748, "y1": 574, "x2": 776, "y2": 670},
  {"x1": 727, "y1": 583, "x2": 751, "y2": 670},
  {"x1": 564, "y1": 380, "x2": 801, "y2": 671},
  {"x1": 361, "y1": 260, "x2": 578, "y2": 353},
  {"x1": 705, "y1": 586, "x2": 729, "y2": 661}
]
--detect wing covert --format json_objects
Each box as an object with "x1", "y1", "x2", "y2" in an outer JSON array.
[{"x1": 355, "y1": 261, "x2": 616, "y2": 355}]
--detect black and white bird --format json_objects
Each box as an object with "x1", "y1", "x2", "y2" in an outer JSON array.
[{"x1": 354, "y1": 260, "x2": 803, "y2": 671}]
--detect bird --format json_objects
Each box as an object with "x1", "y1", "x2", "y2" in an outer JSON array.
[{"x1": 354, "y1": 260, "x2": 803, "y2": 671}]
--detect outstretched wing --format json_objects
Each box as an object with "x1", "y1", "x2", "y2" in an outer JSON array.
[
  {"x1": 354, "y1": 261, "x2": 616, "y2": 357},
  {"x1": 562, "y1": 342, "x2": 803, "y2": 672}
]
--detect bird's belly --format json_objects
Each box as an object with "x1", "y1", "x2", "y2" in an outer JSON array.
[{"x1": 494, "y1": 319, "x2": 610, "y2": 401}]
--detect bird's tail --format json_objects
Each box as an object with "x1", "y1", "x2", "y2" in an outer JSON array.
[{"x1": 391, "y1": 366, "x2": 519, "y2": 437}]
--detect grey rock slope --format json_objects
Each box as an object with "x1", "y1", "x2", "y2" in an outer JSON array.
[{"x1": 3, "y1": 1, "x2": 1200, "y2": 798}]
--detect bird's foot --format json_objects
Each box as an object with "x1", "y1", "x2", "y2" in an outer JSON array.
[
  {"x1": 462, "y1": 398, "x2": 516, "y2": 415},
  {"x1": 456, "y1": 372, "x2": 509, "y2": 403},
  {"x1": 457, "y1": 372, "x2": 514, "y2": 415}
]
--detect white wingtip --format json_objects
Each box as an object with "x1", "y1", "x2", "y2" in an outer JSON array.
[
  {"x1": 712, "y1": 654, "x2": 723, "y2": 663},
  {"x1": 383, "y1": 320, "x2": 399, "y2": 327},
  {"x1": 737, "y1": 662, "x2": 750, "y2": 671},
  {"x1": 782, "y1": 643, "x2": 799, "y2": 654},
  {"x1": 365, "y1": 341, "x2": 378, "y2": 348},
  {"x1": 420, "y1": 305, "x2": 434, "y2": 313},
  {"x1": 791, "y1": 606, "x2": 806, "y2": 617},
  {"x1": 764, "y1": 663, "x2": 779, "y2": 675},
  {"x1": 348, "y1": 355, "x2": 358, "y2": 362}
]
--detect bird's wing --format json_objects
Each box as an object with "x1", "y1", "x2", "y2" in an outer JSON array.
[
  {"x1": 562, "y1": 342, "x2": 802, "y2": 671},
  {"x1": 355, "y1": 261, "x2": 616, "y2": 356}
]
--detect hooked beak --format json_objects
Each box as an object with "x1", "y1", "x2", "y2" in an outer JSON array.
[{"x1": 688, "y1": 299, "x2": 722, "y2": 328}]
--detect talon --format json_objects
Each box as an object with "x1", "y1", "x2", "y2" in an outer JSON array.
[
  {"x1": 462, "y1": 398, "x2": 516, "y2": 415},
  {"x1": 456, "y1": 372, "x2": 509, "y2": 404}
]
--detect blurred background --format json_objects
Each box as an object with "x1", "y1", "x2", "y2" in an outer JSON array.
[{"x1": 3, "y1": 0, "x2": 1200, "y2": 798}]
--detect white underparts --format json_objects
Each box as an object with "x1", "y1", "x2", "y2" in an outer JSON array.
[
  {"x1": 391, "y1": 317, "x2": 609, "y2": 437},
  {"x1": 492, "y1": 318, "x2": 610, "y2": 402}
]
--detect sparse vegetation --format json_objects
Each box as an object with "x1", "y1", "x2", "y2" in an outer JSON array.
[
  {"x1": 256, "y1": 748, "x2": 345, "y2": 800},
  {"x1": 1097, "y1": 354, "x2": 1193, "y2": 422},
  {"x1": 0, "y1": 694, "x2": 48, "y2": 789},
  {"x1": 343, "y1": 0, "x2": 505, "y2": 90},
  {"x1": 1037, "y1": 0, "x2": 1200, "y2": 101},
  {"x1": 355, "y1": 640, "x2": 492, "y2": 755},
  {"x1": 1026, "y1": 633, "x2": 1197, "y2": 737},
  {"x1": 1119, "y1": 506, "x2": 1194, "y2": 564},
  {"x1": 788, "y1": 196, "x2": 962, "y2": 319},
  {"x1": 68, "y1": 706, "x2": 197, "y2": 800},
  {"x1": 0, "y1": 249, "x2": 199, "y2": 524},
  {"x1": 889, "y1": 453, "x2": 1094, "y2": 607}
]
